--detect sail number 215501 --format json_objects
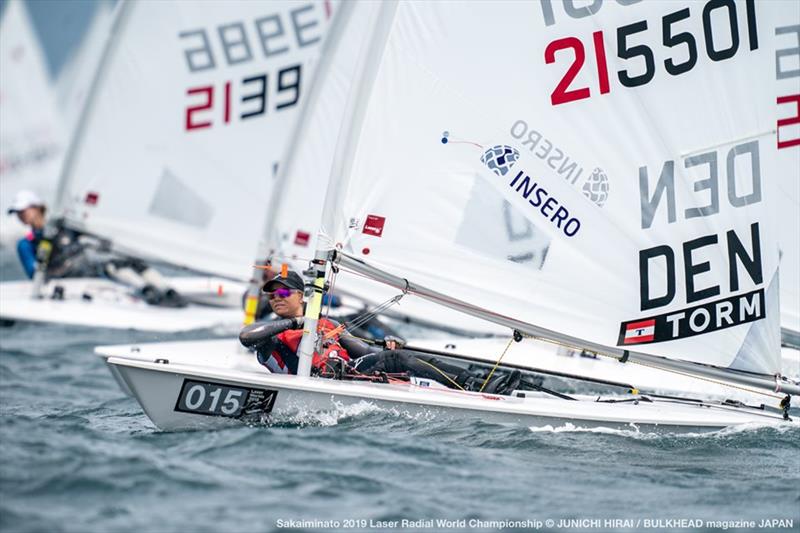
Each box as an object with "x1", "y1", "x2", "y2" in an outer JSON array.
[{"x1": 544, "y1": 0, "x2": 758, "y2": 106}]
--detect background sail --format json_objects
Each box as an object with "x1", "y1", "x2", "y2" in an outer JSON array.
[
  {"x1": 260, "y1": 0, "x2": 370, "y2": 266},
  {"x1": 0, "y1": 0, "x2": 65, "y2": 245},
  {"x1": 770, "y1": 5, "x2": 800, "y2": 341},
  {"x1": 56, "y1": 0, "x2": 333, "y2": 280},
  {"x1": 320, "y1": 0, "x2": 789, "y2": 374}
]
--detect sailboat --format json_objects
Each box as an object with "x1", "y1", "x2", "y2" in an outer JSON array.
[
  {"x1": 106, "y1": 0, "x2": 799, "y2": 431},
  {"x1": 96, "y1": 0, "x2": 794, "y2": 397},
  {"x1": 0, "y1": 0, "x2": 335, "y2": 332},
  {"x1": 0, "y1": 0, "x2": 65, "y2": 246}
]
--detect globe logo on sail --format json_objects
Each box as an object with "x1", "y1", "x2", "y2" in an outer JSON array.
[
  {"x1": 481, "y1": 145, "x2": 520, "y2": 177},
  {"x1": 581, "y1": 167, "x2": 609, "y2": 207}
]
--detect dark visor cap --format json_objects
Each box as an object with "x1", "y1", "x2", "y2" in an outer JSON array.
[{"x1": 262, "y1": 271, "x2": 305, "y2": 293}]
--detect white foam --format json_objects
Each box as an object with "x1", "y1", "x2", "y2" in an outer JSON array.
[{"x1": 527, "y1": 420, "x2": 799, "y2": 439}]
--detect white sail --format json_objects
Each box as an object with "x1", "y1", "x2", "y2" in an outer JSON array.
[
  {"x1": 0, "y1": 0, "x2": 65, "y2": 244},
  {"x1": 316, "y1": 0, "x2": 791, "y2": 376},
  {"x1": 259, "y1": 0, "x2": 369, "y2": 265},
  {"x1": 56, "y1": 0, "x2": 333, "y2": 280},
  {"x1": 259, "y1": 1, "x2": 506, "y2": 335},
  {"x1": 772, "y1": 7, "x2": 800, "y2": 339}
]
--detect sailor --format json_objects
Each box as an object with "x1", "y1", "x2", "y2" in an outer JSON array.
[
  {"x1": 239, "y1": 270, "x2": 521, "y2": 394},
  {"x1": 7, "y1": 190, "x2": 185, "y2": 307},
  {"x1": 247, "y1": 261, "x2": 394, "y2": 341}
]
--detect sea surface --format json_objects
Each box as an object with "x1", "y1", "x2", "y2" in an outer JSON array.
[{"x1": 1, "y1": 250, "x2": 799, "y2": 533}]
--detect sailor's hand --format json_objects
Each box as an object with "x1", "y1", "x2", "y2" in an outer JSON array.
[
  {"x1": 95, "y1": 237, "x2": 113, "y2": 252},
  {"x1": 383, "y1": 335, "x2": 405, "y2": 350},
  {"x1": 35, "y1": 240, "x2": 53, "y2": 262}
]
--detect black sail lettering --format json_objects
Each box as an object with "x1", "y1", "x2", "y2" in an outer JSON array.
[
  {"x1": 727, "y1": 222, "x2": 762, "y2": 291},
  {"x1": 640, "y1": 245, "x2": 676, "y2": 310},
  {"x1": 683, "y1": 234, "x2": 721, "y2": 303}
]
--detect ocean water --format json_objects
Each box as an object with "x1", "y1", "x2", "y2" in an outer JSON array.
[{"x1": 1, "y1": 252, "x2": 799, "y2": 533}]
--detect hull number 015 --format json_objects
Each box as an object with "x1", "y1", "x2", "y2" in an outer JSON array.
[{"x1": 174, "y1": 379, "x2": 277, "y2": 418}]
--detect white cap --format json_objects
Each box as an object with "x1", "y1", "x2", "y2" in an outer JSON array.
[{"x1": 7, "y1": 190, "x2": 45, "y2": 215}]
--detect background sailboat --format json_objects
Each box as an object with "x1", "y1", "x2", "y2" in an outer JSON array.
[
  {"x1": 1, "y1": 0, "x2": 335, "y2": 332},
  {"x1": 0, "y1": 0, "x2": 65, "y2": 246}
]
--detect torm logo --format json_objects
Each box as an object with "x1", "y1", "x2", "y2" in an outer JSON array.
[{"x1": 481, "y1": 145, "x2": 520, "y2": 177}]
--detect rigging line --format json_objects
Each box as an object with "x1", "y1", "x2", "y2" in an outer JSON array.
[
  {"x1": 415, "y1": 359, "x2": 465, "y2": 391},
  {"x1": 322, "y1": 291, "x2": 407, "y2": 340},
  {"x1": 479, "y1": 336, "x2": 515, "y2": 393},
  {"x1": 323, "y1": 264, "x2": 338, "y2": 320},
  {"x1": 343, "y1": 291, "x2": 407, "y2": 331},
  {"x1": 517, "y1": 333, "x2": 784, "y2": 401}
]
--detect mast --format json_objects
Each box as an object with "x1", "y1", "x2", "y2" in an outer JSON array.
[
  {"x1": 296, "y1": 0, "x2": 399, "y2": 376},
  {"x1": 244, "y1": 1, "x2": 353, "y2": 326},
  {"x1": 52, "y1": 1, "x2": 131, "y2": 217},
  {"x1": 336, "y1": 252, "x2": 800, "y2": 396},
  {"x1": 31, "y1": 0, "x2": 131, "y2": 298}
]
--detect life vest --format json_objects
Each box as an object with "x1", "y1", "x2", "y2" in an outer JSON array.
[{"x1": 265, "y1": 317, "x2": 350, "y2": 375}]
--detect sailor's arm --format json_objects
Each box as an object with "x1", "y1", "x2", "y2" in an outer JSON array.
[
  {"x1": 239, "y1": 318, "x2": 300, "y2": 350},
  {"x1": 338, "y1": 331, "x2": 406, "y2": 358},
  {"x1": 16, "y1": 237, "x2": 37, "y2": 278}
]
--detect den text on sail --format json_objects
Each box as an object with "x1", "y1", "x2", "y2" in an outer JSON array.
[{"x1": 622, "y1": 140, "x2": 767, "y2": 346}]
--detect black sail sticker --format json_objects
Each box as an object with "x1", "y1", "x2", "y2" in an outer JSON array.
[{"x1": 618, "y1": 288, "x2": 765, "y2": 346}]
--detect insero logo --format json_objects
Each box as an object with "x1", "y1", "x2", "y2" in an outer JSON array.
[
  {"x1": 582, "y1": 167, "x2": 609, "y2": 207},
  {"x1": 481, "y1": 145, "x2": 520, "y2": 177}
]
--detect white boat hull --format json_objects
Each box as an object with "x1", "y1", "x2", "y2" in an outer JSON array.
[
  {"x1": 106, "y1": 355, "x2": 794, "y2": 433},
  {"x1": 0, "y1": 277, "x2": 246, "y2": 332},
  {"x1": 96, "y1": 337, "x2": 797, "y2": 409}
]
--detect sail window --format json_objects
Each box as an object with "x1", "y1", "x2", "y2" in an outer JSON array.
[{"x1": 148, "y1": 169, "x2": 213, "y2": 229}]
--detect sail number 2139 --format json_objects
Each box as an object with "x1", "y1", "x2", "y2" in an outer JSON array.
[{"x1": 545, "y1": 0, "x2": 758, "y2": 106}]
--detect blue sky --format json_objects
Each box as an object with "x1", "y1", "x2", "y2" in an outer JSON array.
[{"x1": 1, "y1": 0, "x2": 108, "y2": 78}]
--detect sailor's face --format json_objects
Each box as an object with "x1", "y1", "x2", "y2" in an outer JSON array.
[
  {"x1": 17, "y1": 207, "x2": 44, "y2": 228},
  {"x1": 269, "y1": 286, "x2": 303, "y2": 317}
]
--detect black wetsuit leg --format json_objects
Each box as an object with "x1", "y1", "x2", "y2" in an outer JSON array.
[{"x1": 353, "y1": 349, "x2": 477, "y2": 389}]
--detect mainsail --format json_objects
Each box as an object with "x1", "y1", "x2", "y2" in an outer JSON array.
[
  {"x1": 55, "y1": 0, "x2": 333, "y2": 281},
  {"x1": 303, "y1": 0, "x2": 797, "y2": 390},
  {"x1": 0, "y1": 0, "x2": 65, "y2": 244},
  {"x1": 772, "y1": 6, "x2": 800, "y2": 344}
]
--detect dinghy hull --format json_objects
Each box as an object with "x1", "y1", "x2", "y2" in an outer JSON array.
[
  {"x1": 107, "y1": 356, "x2": 794, "y2": 433},
  {"x1": 0, "y1": 278, "x2": 245, "y2": 332}
]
